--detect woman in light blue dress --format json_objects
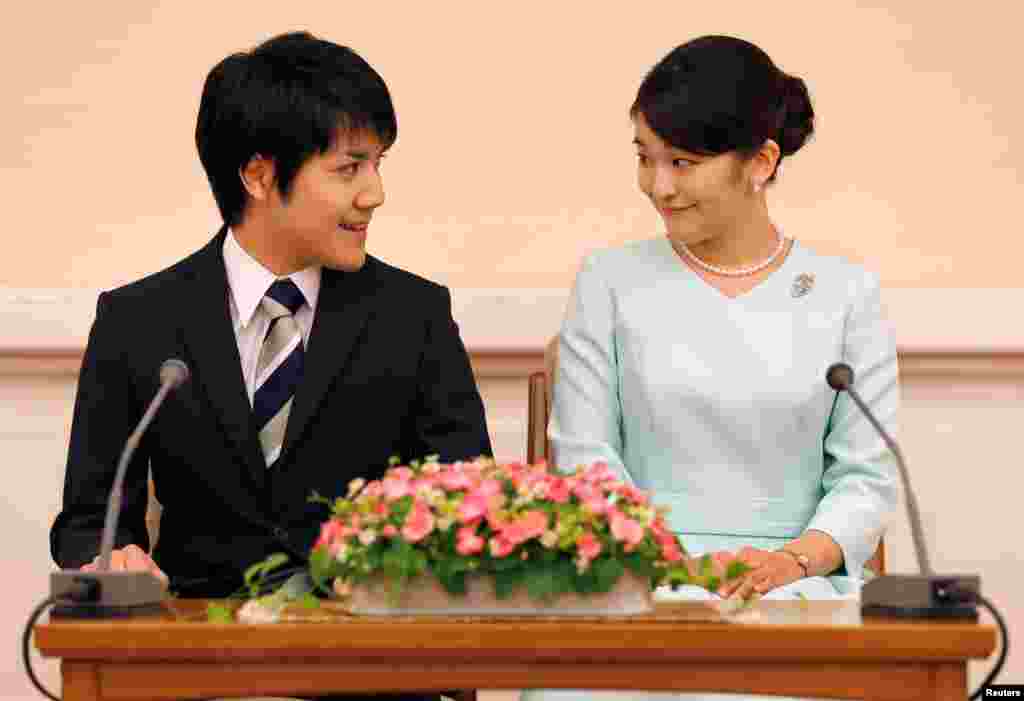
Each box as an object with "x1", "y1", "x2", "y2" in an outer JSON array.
[{"x1": 524, "y1": 36, "x2": 899, "y2": 701}]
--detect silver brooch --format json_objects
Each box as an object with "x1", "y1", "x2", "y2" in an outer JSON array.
[{"x1": 791, "y1": 273, "x2": 815, "y2": 298}]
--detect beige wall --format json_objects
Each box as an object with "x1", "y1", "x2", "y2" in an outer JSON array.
[
  {"x1": 5, "y1": 3, "x2": 1021, "y2": 698},
  {"x1": 4, "y1": 2, "x2": 1023, "y2": 289}
]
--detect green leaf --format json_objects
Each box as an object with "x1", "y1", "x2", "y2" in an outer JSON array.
[
  {"x1": 551, "y1": 559, "x2": 575, "y2": 595},
  {"x1": 591, "y1": 557, "x2": 625, "y2": 594},
  {"x1": 206, "y1": 602, "x2": 234, "y2": 623},
  {"x1": 299, "y1": 592, "x2": 320, "y2": 609},
  {"x1": 309, "y1": 546, "x2": 335, "y2": 591},
  {"x1": 437, "y1": 570, "x2": 468, "y2": 596},
  {"x1": 700, "y1": 554, "x2": 713, "y2": 578},
  {"x1": 525, "y1": 568, "x2": 558, "y2": 601},
  {"x1": 663, "y1": 563, "x2": 691, "y2": 589},
  {"x1": 725, "y1": 560, "x2": 752, "y2": 581},
  {"x1": 493, "y1": 567, "x2": 524, "y2": 599},
  {"x1": 308, "y1": 491, "x2": 331, "y2": 506},
  {"x1": 490, "y1": 555, "x2": 525, "y2": 571},
  {"x1": 243, "y1": 552, "x2": 290, "y2": 588},
  {"x1": 573, "y1": 565, "x2": 598, "y2": 594},
  {"x1": 623, "y1": 551, "x2": 658, "y2": 579}
]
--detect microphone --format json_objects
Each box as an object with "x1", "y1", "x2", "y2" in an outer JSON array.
[
  {"x1": 50, "y1": 359, "x2": 190, "y2": 618},
  {"x1": 826, "y1": 362, "x2": 979, "y2": 619}
]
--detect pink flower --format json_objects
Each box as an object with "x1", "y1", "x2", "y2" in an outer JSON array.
[
  {"x1": 440, "y1": 469, "x2": 474, "y2": 492},
  {"x1": 545, "y1": 477, "x2": 571, "y2": 503},
  {"x1": 583, "y1": 497, "x2": 608, "y2": 516},
  {"x1": 485, "y1": 508, "x2": 510, "y2": 531},
  {"x1": 391, "y1": 467, "x2": 415, "y2": 481},
  {"x1": 661, "y1": 542, "x2": 684, "y2": 563},
  {"x1": 576, "y1": 531, "x2": 602, "y2": 561},
  {"x1": 615, "y1": 484, "x2": 650, "y2": 506},
  {"x1": 401, "y1": 500, "x2": 435, "y2": 543},
  {"x1": 381, "y1": 524, "x2": 398, "y2": 537},
  {"x1": 455, "y1": 525, "x2": 485, "y2": 555},
  {"x1": 516, "y1": 510, "x2": 550, "y2": 541},
  {"x1": 457, "y1": 493, "x2": 490, "y2": 523},
  {"x1": 488, "y1": 534, "x2": 516, "y2": 558},
  {"x1": 610, "y1": 513, "x2": 645, "y2": 549},
  {"x1": 582, "y1": 462, "x2": 618, "y2": 484},
  {"x1": 573, "y1": 482, "x2": 603, "y2": 503},
  {"x1": 382, "y1": 474, "x2": 413, "y2": 501},
  {"x1": 475, "y1": 479, "x2": 504, "y2": 499},
  {"x1": 315, "y1": 518, "x2": 345, "y2": 549},
  {"x1": 412, "y1": 476, "x2": 438, "y2": 495}
]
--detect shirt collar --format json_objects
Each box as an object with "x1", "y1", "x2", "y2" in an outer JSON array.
[{"x1": 223, "y1": 229, "x2": 321, "y2": 329}]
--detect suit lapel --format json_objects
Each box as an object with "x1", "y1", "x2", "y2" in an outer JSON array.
[
  {"x1": 279, "y1": 260, "x2": 376, "y2": 463},
  {"x1": 179, "y1": 227, "x2": 267, "y2": 489}
]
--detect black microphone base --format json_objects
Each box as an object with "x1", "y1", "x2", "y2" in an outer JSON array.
[
  {"x1": 50, "y1": 570, "x2": 167, "y2": 619},
  {"x1": 861, "y1": 574, "x2": 980, "y2": 620},
  {"x1": 50, "y1": 602, "x2": 167, "y2": 619}
]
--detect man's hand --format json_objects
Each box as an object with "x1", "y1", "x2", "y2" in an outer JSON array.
[{"x1": 81, "y1": 544, "x2": 169, "y2": 587}]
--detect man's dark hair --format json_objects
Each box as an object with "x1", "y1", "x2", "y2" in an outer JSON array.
[
  {"x1": 631, "y1": 35, "x2": 813, "y2": 180},
  {"x1": 196, "y1": 31, "x2": 397, "y2": 226}
]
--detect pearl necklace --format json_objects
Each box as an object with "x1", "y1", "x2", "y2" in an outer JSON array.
[{"x1": 679, "y1": 228, "x2": 789, "y2": 278}]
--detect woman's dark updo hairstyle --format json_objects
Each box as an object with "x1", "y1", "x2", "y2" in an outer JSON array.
[{"x1": 630, "y1": 35, "x2": 814, "y2": 180}]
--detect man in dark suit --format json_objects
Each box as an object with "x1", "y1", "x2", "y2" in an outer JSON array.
[{"x1": 50, "y1": 32, "x2": 490, "y2": 701}]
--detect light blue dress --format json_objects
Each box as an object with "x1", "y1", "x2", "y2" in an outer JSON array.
[{"x1": 523, "y1": 236, "x2": 900, "y2": 701}]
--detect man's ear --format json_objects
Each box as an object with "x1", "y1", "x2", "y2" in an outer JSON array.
[{"x1": 239, "y1": 154, "x2": 276, "y2": 201}]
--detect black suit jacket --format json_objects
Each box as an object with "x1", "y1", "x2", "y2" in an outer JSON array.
[{"x1": 51, "y1": 228, "x2": 492, "y2": 599}]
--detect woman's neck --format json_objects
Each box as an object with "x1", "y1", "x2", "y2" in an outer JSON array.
[{"x1": 681, "y1": 208, "x2": 780, "y2": 269}]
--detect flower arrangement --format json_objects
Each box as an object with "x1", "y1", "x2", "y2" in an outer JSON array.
[
  {"x1": 300, "y1": 456, "x2": 746, "y2": 604},
  {"x1": 213, "y1": 457, "x2": 750, "y2": 622}
]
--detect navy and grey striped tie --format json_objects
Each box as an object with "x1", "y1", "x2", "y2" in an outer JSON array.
[{"x1": 253, "y1": 279, "x2": 305, "y2": 467}]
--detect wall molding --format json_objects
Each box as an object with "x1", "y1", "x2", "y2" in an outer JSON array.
[{"x1": 2, "y1": 288, "x2": 1023, "y2": 378}]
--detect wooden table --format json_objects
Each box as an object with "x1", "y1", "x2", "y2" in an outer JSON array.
[{"x1": 35, "y1": 598, "x2": 996, "y2": 701}]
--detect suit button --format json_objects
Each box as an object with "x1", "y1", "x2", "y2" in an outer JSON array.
[{"x1": 273, "y1": 527, "x2": 287, "y2": 541}]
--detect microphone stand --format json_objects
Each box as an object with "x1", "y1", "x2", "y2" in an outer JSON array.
[
  {"x1": 826, "y1": 363, "x2": 978, "y2": 619},
  {"x1": 50, "y1": 360, "x2": 189, "y2": 618}
]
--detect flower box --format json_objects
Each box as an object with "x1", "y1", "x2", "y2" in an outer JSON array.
[
  {"x1": 225, "y1": 458, "x2": 747, "y2": 622},
  {"x1": 344, "y1": 570, "x2": 653, "y2": 616}
]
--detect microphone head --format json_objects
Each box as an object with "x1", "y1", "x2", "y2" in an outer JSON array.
[
  {"x1": 826, "y1": 363, "x2": 854, "y2": 391},
  {"x1": 159, "y1": 359, "x2": 190, "y2": 389}
]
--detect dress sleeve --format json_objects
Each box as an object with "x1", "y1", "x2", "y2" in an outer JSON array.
[
  {"x1": 549, "y1": 254, "x2": 632, "y2": 481},
  {"x1": 805, "y1": 272, "x2": 901, "y2": 579}
]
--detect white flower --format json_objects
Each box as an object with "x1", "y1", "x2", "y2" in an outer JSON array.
[
  {"x1": 334, "y1": 544, "x2": 350, "y2": 563},
  {"x1": 540, "y1": 530, "x2": 558, "y2": 549},
  {"x1": 347, "y1": 478, "x2": 366, "y2": 497},
  {"x1": 358, "y1": 530, "x2": 378, "y2": 546},
  {"x1": 237, "y1": 598, "x2": 281, "y2": 624}
]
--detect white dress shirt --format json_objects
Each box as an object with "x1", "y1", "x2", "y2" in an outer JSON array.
[{"x1": 222, "y1": 230, "x2": 321, "y2": 405}]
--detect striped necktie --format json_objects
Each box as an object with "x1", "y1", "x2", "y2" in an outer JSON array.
[{"x1": 253, "y1": 279, "x2": 305, "y2": 467}]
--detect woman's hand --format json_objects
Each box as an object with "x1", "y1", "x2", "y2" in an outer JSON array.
[{"x1": 715, "y1": 546, "x2": 804, "y2": 599}]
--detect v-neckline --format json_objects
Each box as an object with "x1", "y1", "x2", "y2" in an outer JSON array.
[{"x1": 665, "y1": 236, "x2": 801, "y2": 302}]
